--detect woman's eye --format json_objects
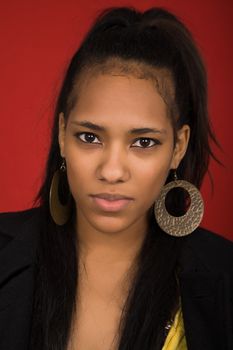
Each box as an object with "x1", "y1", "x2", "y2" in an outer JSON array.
[
  {"x1": 76, "y1": 132, "x2": 101, "y2": 144},
  {"x1": 75, "y1": 133, "x2": 160, "y2": 148},
  {"x1": 132, "y1": 138, "x2": 160, "y2": 148}
]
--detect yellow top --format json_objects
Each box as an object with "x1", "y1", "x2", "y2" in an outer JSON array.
[{"x1": 162, "y1": 308, "x2": 187, "y2": 350}]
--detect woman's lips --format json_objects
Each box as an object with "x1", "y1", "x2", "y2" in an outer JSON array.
[{"x1": 90, "y1": 196, "x2": 133, "y2": 212}]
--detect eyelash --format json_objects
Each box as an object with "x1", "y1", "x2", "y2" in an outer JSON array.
[{"x1": 74, "y1": 132, "x2": 161, "y2": 148}]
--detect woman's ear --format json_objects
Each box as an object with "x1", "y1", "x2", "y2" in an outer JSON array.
[
  {"x1": 170, "y1": 124, "x2": 190, "y2": 169},
  {"x1": 58, "y1": 112, "x2": 66, "y2": 158}
]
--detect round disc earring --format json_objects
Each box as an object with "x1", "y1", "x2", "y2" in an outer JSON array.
[
  {"x1": 154, "y1": 172, "x2": 204, "y2": 237},
  {"x1": 49, "y1": 159, "x2": 72, "y2": 225}
]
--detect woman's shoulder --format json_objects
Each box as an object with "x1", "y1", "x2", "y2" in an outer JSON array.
[
  {"x1": 181, "y1": 226, "x2": 233, "y2": 274},
  {"x1": 0, "y1": 207, "x2": 41, "y2": 242},
  {"x1": 193, "y1": 226, "x2": 233, "y2": 256}
]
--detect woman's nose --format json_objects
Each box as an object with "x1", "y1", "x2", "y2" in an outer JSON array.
[{"x1": 96, "y1": 147, "x2": 130, "y2": 184}]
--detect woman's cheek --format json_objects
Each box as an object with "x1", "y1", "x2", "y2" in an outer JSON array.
[{"x1": 141, "y1": 166, "x2": 170, "y2": 201}]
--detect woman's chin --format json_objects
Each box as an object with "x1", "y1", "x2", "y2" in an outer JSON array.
[
  {"x1": 77, "y1": 209, "x2": 138, "y2": 235},
  {"x1": 91, "y1": 215, "x2": 134, "y2": 234}
]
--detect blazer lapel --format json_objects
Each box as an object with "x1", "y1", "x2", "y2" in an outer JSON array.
[{"x1": 0, "y1": 209, "x2": 39, "y2": 350}]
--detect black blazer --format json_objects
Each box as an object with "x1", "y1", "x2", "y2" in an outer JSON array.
[{"x1": 0, "y1": 208, "x2": 232, "y2": 350}]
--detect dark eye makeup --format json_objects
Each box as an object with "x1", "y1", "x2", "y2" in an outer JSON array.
[{"x1": 74, "y1": 132, "x2": 162, "y2": 148}]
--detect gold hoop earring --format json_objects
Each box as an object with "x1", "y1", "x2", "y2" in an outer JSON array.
[
  {"x1": 49, "y1": 159, "x2": 72, "y2": 225},
  {"x1": 154, "y1": 171, "x2": 204, "y2": 237}
]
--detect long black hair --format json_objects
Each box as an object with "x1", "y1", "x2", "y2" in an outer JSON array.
[{"x1": 31, "y1": 7, "x2": 217, "y2": 349}]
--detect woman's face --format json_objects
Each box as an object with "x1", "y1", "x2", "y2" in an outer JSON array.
[{"x1": 59, "y1": 73, "x2": 189, "y2": 235}]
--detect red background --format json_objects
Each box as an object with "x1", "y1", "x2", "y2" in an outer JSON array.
[{"x1": 0, "y1": 0, "x2": 232, "y2": 240}]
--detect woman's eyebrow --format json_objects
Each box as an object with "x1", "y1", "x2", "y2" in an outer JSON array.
[{"x1": 71, "y1": 120, "x2": 167, "y2": 135}]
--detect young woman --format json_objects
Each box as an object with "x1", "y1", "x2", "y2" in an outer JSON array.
[{"x1": 0, "y1": 7, "x2": 232, "y2": 350}]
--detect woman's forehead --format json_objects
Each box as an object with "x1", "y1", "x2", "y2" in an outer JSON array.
[
  {"x1": 67, "y1": 58, "x2": 178, "y2": 120},
  {"x1": 71, "y1": 74, "x2": 168, "y2": 117},
  {"x1": 66, "y1": 74, "x2": 174, "y2": 137}
]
